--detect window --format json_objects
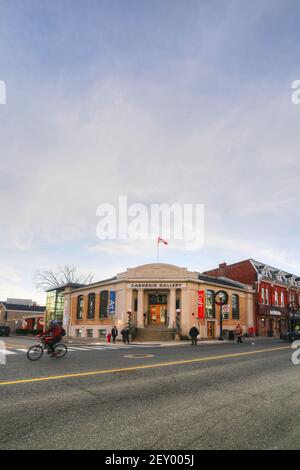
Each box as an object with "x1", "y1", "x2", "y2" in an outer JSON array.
[
  {"x1": 77, "y1": 295, "x2": 84, "y2": 320},
  {"x1": 99, "y1": 290, "x2": 109, "y2": 318},
  {"x1": 261, "y1": 288, "x2": 265, "y2": 304},
  {"x1": 98, "y1": 328, "x2": 106, "y2": 339},
  {"x1": 265, "y1": 289, "x2": 269, "y2": 305},
  {"x1": 76, "y1": 329, "x2": 82, "y2": 337},
  {"x1": 280, "y1": 292, "x2": 285, "y2": 307},
  {"x1": 87, "y1": 293, "x2": 95, "y2": 319},
  {"x1": 206, "y1": 290, "x2": 215, "y2": 318},
  {"x1": 274, "y1": 290, "x2": 279, "y2": 306},
  {"x1": 232, "y1": 294, "x2": 239, "y2": 320},
  {"x1": 86, "y1": 329, "x2": 93, "y2": 338}
]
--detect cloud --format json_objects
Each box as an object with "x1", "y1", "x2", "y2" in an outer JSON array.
[{"x1": 1, "y1": 0, "x2": 300, "y2": 299}]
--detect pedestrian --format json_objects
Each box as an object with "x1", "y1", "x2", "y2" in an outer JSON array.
[
  {"x1": 189, "y1": 325, "x2": 199, "y2": 346},
  {"x1": 111, "y1": 325, "x2": 118, "y2": 344},
  {"x1": 121, "y1": 326, "x2": 130, "y2": 344},
  {"x1": 235, "y1": 323, "x2": 243, "y2": 344}
]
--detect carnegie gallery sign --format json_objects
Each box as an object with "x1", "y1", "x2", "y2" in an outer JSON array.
[{"x1": 128, "y1": 282, "x2": 186, "y2": 289}]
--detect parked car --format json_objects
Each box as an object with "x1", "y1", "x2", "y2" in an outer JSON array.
[
  {"x1": 281, "y1": 331, "x2": 300, "y2": 342},
  {"x1": 0, "y1": 325, "x2": 10, "y2": 337}
]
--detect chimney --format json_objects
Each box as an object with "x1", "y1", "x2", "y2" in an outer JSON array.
[{"x1": 218, "y1": 262, "x2": 227, "y2": 276}]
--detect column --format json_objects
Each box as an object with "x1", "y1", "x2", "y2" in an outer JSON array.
[
  {"x1": 169, "y1": 289, "x2": 176, "y2": 328},
  {"x1": 126, "y1": 288, "x2": 133, "y2": 312},
  {"x1": 137, "y1": 289, "x2": 144, "y2": 328}
]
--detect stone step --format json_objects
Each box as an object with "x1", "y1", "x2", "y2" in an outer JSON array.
[{"x1": 134, "y1": 328, "x2": 175, "y2": 342}]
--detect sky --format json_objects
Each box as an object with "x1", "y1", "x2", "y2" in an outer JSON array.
[{"x1": 1, "y1": 0, "x2": 300, "y2": 304}]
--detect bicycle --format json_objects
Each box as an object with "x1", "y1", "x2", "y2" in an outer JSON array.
[{"x1": 27, "y1": 336, "x2": 67, "y2": 361}]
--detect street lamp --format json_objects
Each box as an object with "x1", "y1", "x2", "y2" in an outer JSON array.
[
  {"x1": 214, "y1": 290, "x2": 229, "y2": 341},
  {"x1": 175, "y1": 308, "x2": 181, "y2": 340}
]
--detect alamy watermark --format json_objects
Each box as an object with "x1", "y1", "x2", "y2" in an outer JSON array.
[
  {"x1": 96, "y1": 196, "x2": 204, "y2": 249},
  {"x1": 291, "y1": 340, "x2": 300, "y2": 365},
  {"x1": 0, "y1": 340, "x2": 7, "y2": 365},
  {"x1": 0, "y1": 80, "x2": 6, "y2": 104}
]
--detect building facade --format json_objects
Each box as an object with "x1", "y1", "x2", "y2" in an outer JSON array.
[
  {"x1": 204, "y1": 259, "x2": 300, "y2": 336},
  {"x1": 60, "y1": 263, "x2": 255, "y2": 340},
  {"x1": 0, "y1": 299, "x2": 45, "y2": 333}
]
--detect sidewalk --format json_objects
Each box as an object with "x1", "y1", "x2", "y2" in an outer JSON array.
[
  {"x1": 62, "y1": 335, "x2": 280, "y2": 347},
  {"x1": 8, "y1": 334, "x2": 282, "y2": 348}
]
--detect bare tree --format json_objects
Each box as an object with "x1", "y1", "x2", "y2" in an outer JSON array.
[{"x1": 34, "y1": 265, "x2": 94, "y2": 291}]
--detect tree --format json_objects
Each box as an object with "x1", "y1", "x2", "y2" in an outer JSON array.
[{"x1": 34, "y1": 265, "x2": 94, "y2": 291}]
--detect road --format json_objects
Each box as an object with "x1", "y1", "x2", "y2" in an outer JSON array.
[{"x1": 0, "y1": 336, "x2": 298, "y2": 450}]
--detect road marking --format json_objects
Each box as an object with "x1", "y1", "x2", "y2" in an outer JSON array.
[
  {"x1": 0, "y1": 349, "x2": 16, "y2": 355},
  {"x1": 123, "y1": 354, "x2": 155, "y2": 358},
  {"x1": 0, "y1": 345, "x2": 291, "y2": 387}
]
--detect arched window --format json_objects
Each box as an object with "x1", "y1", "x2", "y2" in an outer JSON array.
[
  {"x1": 99, "y1": 290, "x2": 109, "y2": 318},
  {"x1": 232, "y1": 294, "x2": 239, "y2": 320},
  {"x1": 280, "y1": 291, "x2": 285, "y2": 307},
  {"x1": 77, "y1": 295, "x2": 84, "y2": 320},
  {"x1": 266, "y1": 289, "x2": 269, "y2": 305},
  {"x1": 261, "y1": 287, "x2": 265, "y2": 304},
  {"x1": 275, "y1": 290, "x2": 279, "y2": 306},
  {"x1": 205, "y1": 290, "x2": 215, "y2": 318},
  {"x1": 87, "y1": 293, "x2": 95, "y2": 319}
]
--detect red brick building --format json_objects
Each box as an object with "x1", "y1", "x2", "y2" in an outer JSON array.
[{"x1": 204, "y1": 259, "x2": 300, "y2": 336}]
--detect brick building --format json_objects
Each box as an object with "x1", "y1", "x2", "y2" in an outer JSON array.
[{"x1": 204, "y1": 259, "x2": 300, "y2": 336}]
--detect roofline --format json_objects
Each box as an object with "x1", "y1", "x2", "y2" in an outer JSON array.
[{"x1": 68, "y1": 276, "x2": 252, "y2": 294}]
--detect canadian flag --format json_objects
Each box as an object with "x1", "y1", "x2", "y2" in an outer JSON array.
[{"x1": 157, "y1": 236, "x2": 168, "y2": 245}]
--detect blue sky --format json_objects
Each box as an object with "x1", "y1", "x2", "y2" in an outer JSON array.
[{"x1": 1, "y1": 0, "x2": 300, "y2": 303}]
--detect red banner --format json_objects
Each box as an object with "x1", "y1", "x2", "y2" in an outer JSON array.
[{"x1": 197, "y1": 290, "x2": 205, "y2": 318}]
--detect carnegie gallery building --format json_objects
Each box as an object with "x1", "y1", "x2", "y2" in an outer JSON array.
[{"x1": 57, "y1": 263, "x2": 255, "y2": 341}]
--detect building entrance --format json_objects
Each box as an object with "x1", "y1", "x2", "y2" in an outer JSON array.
[{"x1": 148, "y1": 293, "x2": 167, "y2": 325}]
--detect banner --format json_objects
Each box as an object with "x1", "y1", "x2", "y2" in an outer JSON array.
[
  {"x1": 197, "y1": 290, "x2": 205, "y2": 318},
  {"x1": 109, "y1": 291, "x2": 116, "y2": 315}
]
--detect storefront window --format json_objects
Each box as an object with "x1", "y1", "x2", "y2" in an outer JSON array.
[
  {"x1": 232, "y1": 294, "x2": 239, "y2": 320},
  {"x1": 87, "y1": 293, "x2": 95, "y2": 319},
  {"x1": 77, "y1": 295, "x2": 84, "y2": 320},
  {"x1": 206, "y1": 290, "x2": 215, "y2": 318},
  {"x1": 99, "y1": 291, "x2": 109, "y2": 318}
]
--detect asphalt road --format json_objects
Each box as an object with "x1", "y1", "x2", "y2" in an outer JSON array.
[{"x1": 0, "y1": 336, "x2": 298, "y2": 450}]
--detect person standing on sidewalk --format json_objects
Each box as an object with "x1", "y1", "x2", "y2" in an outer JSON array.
[
  {"x1": 189, "y1": 325, "x2": 199, "y2": 346},
  {"x1": 111, "y1": 325, "x2": 118, "y2": 344},
  {"x1": 235, "y1": 323, "x2": 243, "y2": 344}
]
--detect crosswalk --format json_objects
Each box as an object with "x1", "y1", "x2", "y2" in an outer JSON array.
[{"x1": 0, "y1": 343, "x2": 162, "y2": 356}]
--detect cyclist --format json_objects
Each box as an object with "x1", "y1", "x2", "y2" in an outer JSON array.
[{"x1": 38, "y1": 320, "x2": 65, "y2": 357}]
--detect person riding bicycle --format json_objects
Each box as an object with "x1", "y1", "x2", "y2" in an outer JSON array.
[{"x1": 38, "y1": 320, "x2": 65, "y2": 357}]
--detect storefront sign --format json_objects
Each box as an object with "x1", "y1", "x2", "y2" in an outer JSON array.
[
  {"x1": 270, "y1": 310, "x2": 281, "y2": 316},
  {"x1": 197, "y1": 290, "x2": 205, "y2": 318},
  {"x1": 128, "y1": 283, "x2": 186, "y2": 289}
]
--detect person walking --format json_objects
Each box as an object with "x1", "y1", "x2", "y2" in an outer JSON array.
[
  {"x1": 111, "y1": 325, "x2": 118, "y2": 344},
  {"x1": 189, "y1": 325, "x2": 199, "y2": 346},
  {"x1": 235, "y1": 323, "x2": 243, "y2": 344},
  {"x1": 121, "y1": 326, "x2": 130, "y2": 344}
]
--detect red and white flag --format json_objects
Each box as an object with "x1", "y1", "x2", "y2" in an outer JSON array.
[{"x1": 157, "y1": 236, "x2": 168, "y2": 245}]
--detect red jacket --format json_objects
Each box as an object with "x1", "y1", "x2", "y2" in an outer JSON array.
[{"x1": 41, "y1": 326, "x2": 63, "y2": 341}]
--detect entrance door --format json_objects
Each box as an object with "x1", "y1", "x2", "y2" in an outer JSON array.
[
  {"x1": 150, "y1": 305, "x2": 167, "y2": 325},
  {"x1": 207, "y1": 321, "x2": 215, "y2": 338}
]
